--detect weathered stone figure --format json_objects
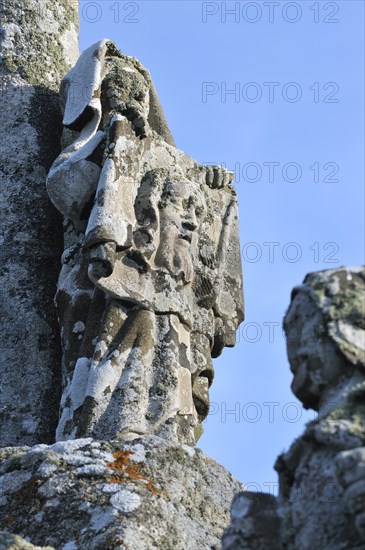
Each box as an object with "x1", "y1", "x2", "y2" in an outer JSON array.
[
  {"x1": 222, "y1": 266, "x2": 365, "y2": 550},
  {"x1": 275, "y1": 267, "x2": 365, "y2": 550},
  {"x1": 47, "y1": 40, "x2": 244, "y2": 446}
]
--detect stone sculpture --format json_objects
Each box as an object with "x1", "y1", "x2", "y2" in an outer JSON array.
[
  {"x1": 46, "y1": 40, "x2": 244, "y2": 446},
  {"x1": 275, "y1": 267, "x2": 365, "y2": 549},
  {"x1": 222, "y1": 266, "x2": 365, "y2": 550}
]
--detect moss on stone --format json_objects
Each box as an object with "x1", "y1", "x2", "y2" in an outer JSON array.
[
  {"x1": 351, "y1": 412, "x2": 365, "y2": 439},
  {"x1": 327, "y1": 399, "x2": 365, "y2": 442},
  {"x1": 1, "y1": 0, "x2": 78, "y2": 86},
  {"x1": 3, "y1": 52, "x2": 17, "y2": 73},
  {"x1": 0, "y1": 448, "x2": 28, "y2": 465}
]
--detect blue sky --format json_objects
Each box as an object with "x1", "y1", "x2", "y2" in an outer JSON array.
[{"x1": 78, "y1": 0, "x2": 364, "y2": 489}]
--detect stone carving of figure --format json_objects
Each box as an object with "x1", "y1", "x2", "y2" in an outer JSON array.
[
  {"x1": 46, "y1": 40, "x2": 244, "y2": 446},
  {"x1": 275, "y1": 267, "x2": 365, "y2": 550}
]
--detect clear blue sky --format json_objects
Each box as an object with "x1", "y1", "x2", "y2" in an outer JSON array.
[{"x1": 78, "y1": 0, "x2": 364, "y2": 490}]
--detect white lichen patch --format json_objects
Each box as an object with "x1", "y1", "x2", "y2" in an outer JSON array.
[
  {"x1": 56, "y1": 360, "x2": 91, "y2": 440},
  {"x1": 85, "y1": 358, "x2": 119, "y2": 402},
  {"x1": 110, "y1": 490, "x2": 141, "y2": 512},
  {"x1": 49, "y1": 438, "x2": 94, "y2": 455},
  {"x1": 29, "y1": 444, "x2": 49, "y2": 453},
  {"x1": 37, "y1": 462, "x2": 58, "y2": 479},
  {"x1": 181, "y1": 444, "x2": 196, "y2": 458},
  {"x1": 101, "y1": 483, "x2": 121, "y2": 494},
  {"x1": 124, "y1": 443, "x2": 146, "y2": 463},
  {"x1": 94, "y1": 340, "x2": 108, "y2": 357},
  {"x1": 1, "y1": 22, "x2": 21, "y2": 51},
  {"x1": 73, "y1": 321, "x2": 85, "y2": 333},
  {"x1": 62, "y1": 453, "x2": 95, "y2": 466},
  {"x1": 334, "y1": 320, "x2": 365, "y2": 351},
  {"x1": 327, "y1": 278, "x2": 341, "y2": 296},
  {"x1": 89, "y1": 449, "x2": 115, "y2": 463},
  {"x1": 122, "y1": 66, "x2": 137, "y2": 74},
  {"x1": 75, "y1": 464, "x2": 107, "y2": 476}
]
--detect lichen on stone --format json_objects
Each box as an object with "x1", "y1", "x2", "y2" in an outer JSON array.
[
  {"x1": 1, "y1": 0, "x2": 78, "y2": 87},
  {"x1": 0, "y1": 436, "x2": 244, "y2": 549}
]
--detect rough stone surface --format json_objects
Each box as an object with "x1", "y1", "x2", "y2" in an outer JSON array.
[
  {"x1": 222, "y1": 267, "x2": 365, "y2": 550},
  {"x1": 275, "y1": 267, "x2": 365, "y2": 550},
  {"x1": 0, "y1": 531, "x2": 54, "y2": 549},
  {"x1": 222, "y1": 492, "x2": 282, "y2": 550},
  {"x1": 0, "y1": 436, "x2": 244, "y2": 549},
  {"x1": 46, "y1": 40, "x2": 244, "y2": 446},
  {"x1": 0, "y1": 0, "x2": 79, "y2": 446},
  {"x1": 5, "y1": 10, "x2": 363, "y2": 550}
]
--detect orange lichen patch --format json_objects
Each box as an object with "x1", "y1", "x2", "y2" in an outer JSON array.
[
  {"x1": 107, "y1": 451, "x2": 159, "y2": 495},
  {"x1": 109, "y1": 450, "x2": 133, "y2": 470},
  {"x1": 109, "y1": 475, "x2": 124, "y2": 484}
]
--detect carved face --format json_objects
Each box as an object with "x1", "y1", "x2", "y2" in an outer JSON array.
[
  {"x1": 285, "y1": 292, "x2": 346, "y2": 410},
  {"x1": 155, "y1": 180, "x2": 207, "y2": 283},
  {"x1": 101, "y1": 57, "x2": 150, "y2": 137}
]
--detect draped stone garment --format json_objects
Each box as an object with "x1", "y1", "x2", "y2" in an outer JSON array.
[{"x1": 47, "y1": 40, "x2": 244, "y2": 445}]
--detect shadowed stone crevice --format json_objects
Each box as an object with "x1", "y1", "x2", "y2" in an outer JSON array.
[
  {"x1": 222, "y1": 492, "x2": 282, "y2": 550},
  {"x1": 0, "y1": 0, "x2": 79, "y2": 446}
]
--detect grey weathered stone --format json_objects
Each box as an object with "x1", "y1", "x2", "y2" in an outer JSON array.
[
  {"x1": 0, "y1": 0, "x2": 79, "y2": 446},
  {"x1": 0, "y1": 531, "x2": 54, "y2": 550},
  {"x1": 222, "y1": 267, "x2": 365, "y2": 550},
  {"x1": 275, "y1": 267, "x2": 365, "y2": 550},
  {"x1": 222, "y1": 492, "x2": 282, "y2": 550},
  {"x1": 0, "y1": 436, "x2": 244, "y2": 549},
  {"x1": 46, "y1": 40, "x2": 244, "y2": 446}
]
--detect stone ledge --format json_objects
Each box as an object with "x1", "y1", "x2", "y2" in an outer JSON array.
[{"x1": 0, "y1": 436, "x2": 244, "y2": 550}]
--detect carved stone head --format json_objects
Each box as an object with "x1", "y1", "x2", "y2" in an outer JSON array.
[
  {"x1": 284, "y1": 267, "x2": 365, "y2": 410},
  {"x1": 155, "y1": 178, "x2": 207, "y2": 284}
]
